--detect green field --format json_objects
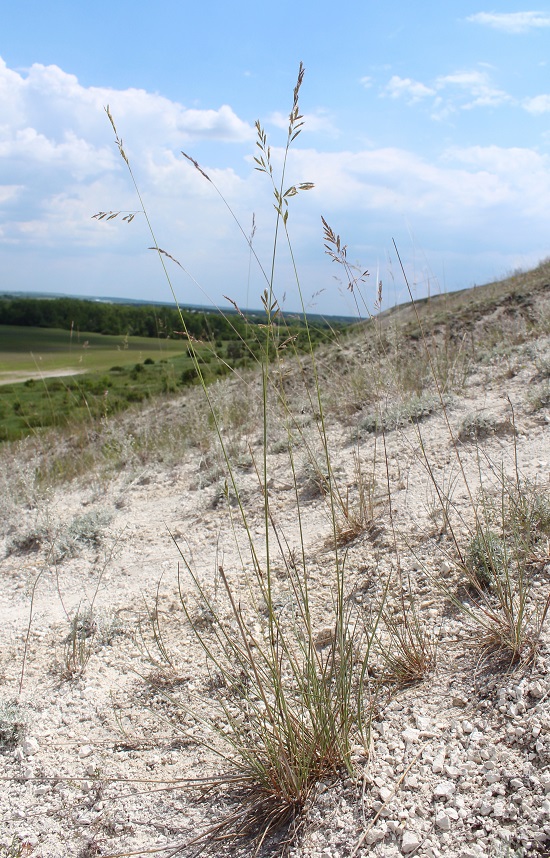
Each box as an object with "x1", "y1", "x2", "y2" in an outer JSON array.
[
  {"x1": 0, "y1": 300, "x2": 347, "y2": 441},
  {"x1": 0, "y1": 326, "x2": 227, "y2": 441},
  {"x1": 0, "y1": 325, "x2": 188, "y2": 376}
]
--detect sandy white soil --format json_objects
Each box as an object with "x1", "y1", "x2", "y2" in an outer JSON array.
[
  {"x1": 1, "y1": 324, "x2": 550, "y2": 858},
  {"x1": 0, "y1": 369, "x2": 87, "y2": 387}
]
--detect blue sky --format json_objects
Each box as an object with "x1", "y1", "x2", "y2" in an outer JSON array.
[{"x1": 1, "y1": 2, "x2": 550, "y2": 316}]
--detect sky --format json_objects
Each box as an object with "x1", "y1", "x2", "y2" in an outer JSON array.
[{"x1": 1, "y1": 2, "x2": 550, "y2": 317}]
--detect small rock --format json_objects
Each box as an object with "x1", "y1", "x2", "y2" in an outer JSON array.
[
  {"x1": 485, "y1": 772, "x2": 500, "y2": 784},
  {"x1": 17, "y1": 833, "x2": 38, "y2": 848},
  {"x1": 432, "y1": 754, "x2": 445, "y2": 773},
  {"x1": 462, "y1": 720, "x2": 474, "y2": 734},
  {"x1": 21, "y1": 737, "x2": 39, "y2": 757},
  {"x1": 402, "y1": 727, "x2": 420, "y2": 744},
  {"x1": 434, "y1": 781, "x2": 455, "y2": 799},
  {"x1": 364, "y1": 825, "x2": 387, "y2": 844},
  {"x1": 444, "y1": 765, "x2": 460, "y2": 779},
  {"x1": 314, "y1": 627, "x2": 334, "y2": 650},
  {"x1": 401, "y1": 830, "x2": 421, "y2": 853},
  {"x1": 493, "y1": 800, "x2": 506, "y2": 818},
  {"x1": 529, "y1": 681, "x2": 545, "y2": 698},
  {"x1": 78, "y1": 745, "x2": 94, "y2": 759},
  {"x1": 379, "y1": 786, "x2": 392, "y2": 802},
  {"x1": 435, "y1": 811, "x2": 451, "y2": 831},
  {"x1": 469, "y1": 729, "x2": 484, "y2": 743}
]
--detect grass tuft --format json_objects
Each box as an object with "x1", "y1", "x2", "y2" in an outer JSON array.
[{"x1": 0, "y1": 699, "x2": 28, "y2": 749}]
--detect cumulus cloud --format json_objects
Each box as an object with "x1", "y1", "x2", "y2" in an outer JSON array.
[
  {"x1": 380, "y1": 68, "x2": 512, "y2": 116},
  {"x1": 435, "y1": 70, "x2": 512, "y2": 109},
  {"x1": 4, "y1": 58, "x2": 252, "y2": 144},
  {"x1": 382, "y1": 76, "x2": 436, "y2": 103},
  {"x1": 264, "y1": 141, "x2": 550, "y2": 309},
  {"x1": 285, "y1": 146, "x2": 517, "y2": 216},
  {"x1": 441, "y1": 145, "x2": 550, "y2": 216},
  {"x1": 467, "y1": 11, "x2": 550, "y2": 34},
  {"x1": 524, "y1": 94, "x2": 550, "y2": 114},
  {"x1": 0, "y1": 55, "x2": 255, "y2": 254}
]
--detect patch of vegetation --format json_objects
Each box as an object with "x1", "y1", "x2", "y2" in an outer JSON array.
[
  {"x1": 0, "y1": 312, "x2": 346, "y2": 442},
  {"x1": 0, "y1": 700, "x2": 28, "y2": 749},
  {"x1": 458, "y1": 412, "x2": 514, "y2": 443},
  {"x1": 55, "y1": 508, "x2": 112, "y2": 560},
  {"x1": 361, "y1": 392, "x2": 447, "y2": 434},
  {"x1": 465, "y1": 527, "x2": 506, "y2": 589}
]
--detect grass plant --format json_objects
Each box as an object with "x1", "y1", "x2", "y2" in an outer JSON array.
[
  {"x1": 332, "y1": 450, "x2": 378, "y2": 546},
  {"x1": 465, "y1": 526, "x2": 506, "y2": 590},
  {"x1": 61, "y1": 608, "x2": 97, "y2": 680},
  {"x1": 95, "y1": 62, "x2": 550, "y2": 854},
  {"x1": 444, "y1": 468, "x2": 550, "y2": 663},
  {"x1": 375, "y1": 602, "x2": 437, "y2": 688},
  {"x1": 380, "y1": 247, "x2": 550, "y2": 668},
  {"x1": 102, "y1": 64, "x2": 385, "y2": 852},
  {"x1": 0, "y1": 700, "x2": 28, "y2": 749}
]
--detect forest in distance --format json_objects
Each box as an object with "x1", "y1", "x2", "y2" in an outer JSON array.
[{"x1": 0, "y1": 294, "x2": 353, "y2": 341}]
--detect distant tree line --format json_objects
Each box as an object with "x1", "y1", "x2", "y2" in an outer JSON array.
[{"x1": 0, "y1": 296, "x2": 248, "y2": 340}]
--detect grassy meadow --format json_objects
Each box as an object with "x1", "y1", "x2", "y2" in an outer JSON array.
[
  {"x1": 0, "y1": 308, "x2": 346, "y2": 441},
  {"x1": 0, "y1": 323, "x2": 233, "y2": 441},
  {"x1": 0, "y1": 324, "x2": 188, "y2": 374}
]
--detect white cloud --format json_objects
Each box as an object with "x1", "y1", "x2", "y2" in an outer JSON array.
[
  {"x1": 383, "y1": 75, "x2": 436, "y2": 103},
  {"x1": 442, "y1": 145, "x2": 550, "y2": 215},
  {"x1": 360, "y1": 76, "x2": 373, "y2": 89},
  {"x1": 435, "y1": 70, "x2": 512, "y2": 109},
  {"x1": 381, "y1": 68, "x2": 512, "y2": 115},
  {"x1": 0, "y1": 55, "x2": 256, "y2": 254},
  {"x1": 0, "y1": 185, "x2": 22, "y2": 205},
  {"x1": 467, "y1": 11, "x2": 550, "y2": 34},
  {"x1": 286, "y1": 146, "x2": 509, "y2": 215},
  {"x1": 0, "y1": 57, "x2": 253, "y2": 161},
  {"x1": 524, "y1": 94, "x2": 550, "y2": 113},
  {"x1": 278, "y1": 142, "x2": 550, "y2": 236}
]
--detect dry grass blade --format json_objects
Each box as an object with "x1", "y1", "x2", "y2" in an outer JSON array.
[{"x1": 375, "y1": 601, "x2": 437, "y2": 688}]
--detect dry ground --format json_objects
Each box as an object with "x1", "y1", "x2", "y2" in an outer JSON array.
[{"x1": 2, "y1": 269, "x2": 550, "y2": 858}]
